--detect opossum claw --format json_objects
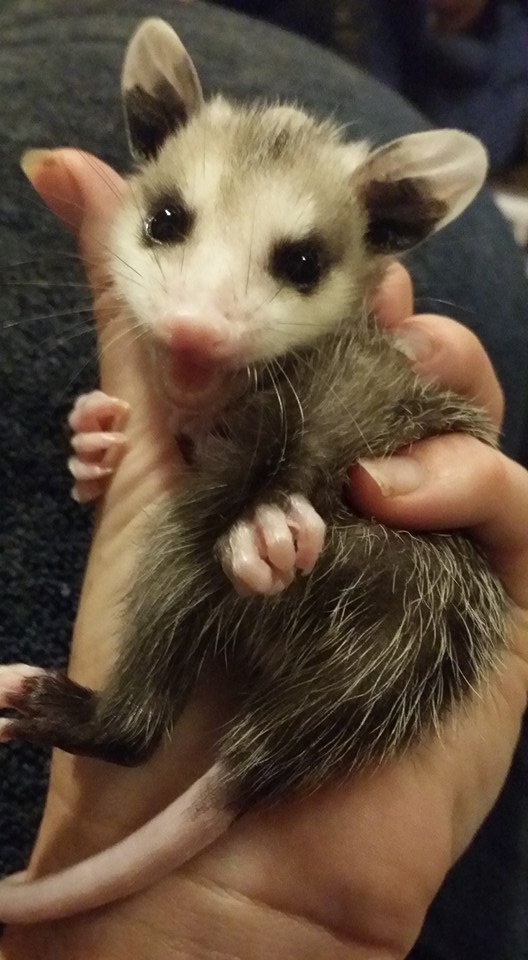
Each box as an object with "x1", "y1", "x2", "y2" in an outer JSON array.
[
  {"x1": 68, "y1": 390, "x2": 129, "y2": 501},
  {"x1": 218, "y1": 494, "x2": 326, "y2": 595},
  {"x1": 0, "y1": 664, "x2": 47, "y2": 709},
  {"x1": 0, "y1": 664, "x2": 48, "y2": 739}
]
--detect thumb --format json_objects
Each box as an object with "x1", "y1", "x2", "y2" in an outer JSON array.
[
  {"x1": 20, "y1": 147, "x2": 124, "y2": 294},
  {"x1": 348, "y1": 434, "x2": 528, "y2": 609}
]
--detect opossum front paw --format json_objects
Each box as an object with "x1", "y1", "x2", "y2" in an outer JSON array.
[
  {"x1": 68, "y1": 390, "x2": 129, "y2": 502},
  {"x1": 218, "y1": 494, "x2": 326, "y2": 595}
]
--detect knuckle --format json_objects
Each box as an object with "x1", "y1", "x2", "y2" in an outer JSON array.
[
  {"x1": 446, "y1": 434, "x2": 507, "y2": 493},
  {"x1": 478, "y1": 444, "x2": 508, "y2": 493},
  {"x1": 313, "y1": 516, "x2": 327, "y2": 538},
  {"x1": 415, "y1": 315, "x2": 503, "y2": 424},
  {"x1": 450, "y1": 322, "x2": 482, "y2": 360}
]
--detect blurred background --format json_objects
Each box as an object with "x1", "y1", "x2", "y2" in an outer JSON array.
[{"x1": 208, "y1": 0, "x2": 528, "y2": 251}]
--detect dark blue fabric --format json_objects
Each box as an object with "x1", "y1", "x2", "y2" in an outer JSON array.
[
  {"x1": 359, "y1": 0, "x2": 528, "y2": 171},
  {"x1": 0, "y1": 2, "x2": 527, "y2": 956}
]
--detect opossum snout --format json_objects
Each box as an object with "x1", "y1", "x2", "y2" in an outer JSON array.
[
  {"x1": 167, "y1": 316, "x2": 240, "y2": 362},
  {"x1": 154, "y1": 314, "x2": 249, "y2": 401},
  {"x1": 155, "y1": 313, "x2": 245, "y2": 363}
]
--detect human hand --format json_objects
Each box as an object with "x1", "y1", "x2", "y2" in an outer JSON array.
[{"x1": 1, "y1": 150, "x2": 527, "y2": 960}]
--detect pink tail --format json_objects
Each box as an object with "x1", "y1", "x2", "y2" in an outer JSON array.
[{"x1": 0, "y1": 763, "x2": 234, "y2": 924}]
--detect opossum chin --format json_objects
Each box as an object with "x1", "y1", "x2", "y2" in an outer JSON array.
[
  {"x1": 154, "y1": 344, "x2": 241, "y2": 413},
  {"x1": 164, "y1": 365, "x2": 226, "y2": 411}
]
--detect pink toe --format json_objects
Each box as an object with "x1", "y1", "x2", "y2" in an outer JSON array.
[
  {"x1": 221, "y1": 522, "x2": 274, "y2": 594},
  {"x1": 71, "y1": 479, "x2": 108, "y2": 503},
  {"x1": 71, "y1": 431, "x2": 127, "y2": 456},
  {"x1": 68, "y1": 391, "x2": 130, "y2": 433},
  {"x1": 0, "y1": 664, "x2": 45, "y2": 708},
  {"x1": 255, "y1": 505, "x2": 296, "y2": 573},
  {"x1": 288, "y1": 494, "x2": 326, "y2": 573},
  {"x1": 68, "y1": 457, "x2": 114, "y2": 482},
  {"x1": 0, "y1": 719, "x2": 14, "y2": 742}
]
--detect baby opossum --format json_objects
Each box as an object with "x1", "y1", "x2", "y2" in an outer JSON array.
[{"x1": 0, "y1": 17, "x2": 507, "y2": 923}]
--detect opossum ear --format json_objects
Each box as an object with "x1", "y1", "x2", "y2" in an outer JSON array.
[
  {"x1": 122, "y1": 18, "x2": 204, "y2": 161},
  {"x1": 357, "y1": 130, "x2": 487, "y2": 254}
]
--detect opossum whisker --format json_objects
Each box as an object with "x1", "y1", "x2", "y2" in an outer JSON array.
[
  {"x1": 0, "y1": 235, "x2": 148, "y2": 292},
  {"x1": 414, "y1": 295, "x2": 468, "y2": 316},
  {"x1": 77, "y1": 149, "x2": 124, "y2": 203},
  {"x1": 0, "y1": 305, "x2": 94, "y2": 333},
  {"x1": 97, "y1": 321, "x2": 146, "y2": 362},
  {"x1": 265, "y1": 360, "x2": 289, "y2": 479},
  {"x1": 108, "y1": 246, "x2": 146, "y2": 281},
  {"x1": 240, "y1": 375, "x2": 267, "y2": 494},
  {"x1": 38, "y1": 321, "x2": 97, "y2": 351},
  {"x1": 0, "y1": 265, "x2": 146, "y2": 291},
  {"x1": 274, "y1": 354, "x2": 305, "y2": 437},
  {"x1": 128, "y1": 180, "x2": 167, "y2": 289},
  {"x1": 9, "y1": 184, "x2": 86, "y2": 219},
  {"x1": 297, "y1": 348, "x2": 375, "y2": 455},
  {"x1": 245, "y1": 195, "x2": 258, "y2": 297},
  {"x1": 1, "y1": 252, "x2": 91, "y2": 269},
  {"x1": 253, "y1": 280, "x2": 286, "y2": 313},
  {"x1": 0, "y1": 279, "x2": 90, "y2": 290},
  {"x1": 60, "y1": 319, "x2": 145, "y2": 403},
  {"x1": 331, "y1": 119, "x2": 359, "y2": 139}
]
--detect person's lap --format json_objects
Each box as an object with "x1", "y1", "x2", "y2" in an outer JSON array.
[{"x1": 0, "y1": 1, "x2": 527, "y2": 956}]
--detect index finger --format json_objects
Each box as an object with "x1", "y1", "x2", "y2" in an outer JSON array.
[{"x1": 350, "y1": 437, "x2": 528, "y2": 609}]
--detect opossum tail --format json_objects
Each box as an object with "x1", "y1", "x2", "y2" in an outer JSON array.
[{"x1": 0, "y1": 762, "x2": 235, "y2": 924}]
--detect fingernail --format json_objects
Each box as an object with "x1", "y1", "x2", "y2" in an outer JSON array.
[
  {"x1": 20, "y1": 148, "x2": 56, "y2": 181},
  {"x1": 358, "y1": 455, "x2": 426, "y2": 496},
  {"x1": 392, "y1": 326, "x2": 434, "y2": 363}
]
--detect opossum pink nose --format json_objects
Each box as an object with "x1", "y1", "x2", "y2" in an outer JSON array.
[{"x1": 164, "y1": 316, "x2": 240, "y2": 362}]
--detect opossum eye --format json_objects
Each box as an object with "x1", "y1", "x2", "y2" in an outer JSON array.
[
  {"x1": 144, "y1": 202, "x2": 193, "y2": 244},
  {"x1": 270, "y1": 238, "x2": 325, "y2": 293}
]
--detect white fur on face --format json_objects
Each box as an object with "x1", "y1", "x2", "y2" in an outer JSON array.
[{"x1": 110, "y1": 99, "x2": 371, "y2": 367}]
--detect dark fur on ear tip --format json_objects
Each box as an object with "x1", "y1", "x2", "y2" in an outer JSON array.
[
  {"x1": 124, "y1": 79, "x2": 189, "y2": 160},
  {"x1": 363, "y1": 177, "x2": 448, "y2": 253}
]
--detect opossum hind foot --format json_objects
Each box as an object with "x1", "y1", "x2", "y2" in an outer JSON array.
[{"x1": 0, "y1": 665, "x2": 99, "y2": 752}]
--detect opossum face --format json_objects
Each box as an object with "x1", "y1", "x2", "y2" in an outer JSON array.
[
  {"x1": 112, "y1": 101, "x2": 372, "y2": 387},
  {"x1": 111, "y1": 18, "x2": 487, "y2": 408}
]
